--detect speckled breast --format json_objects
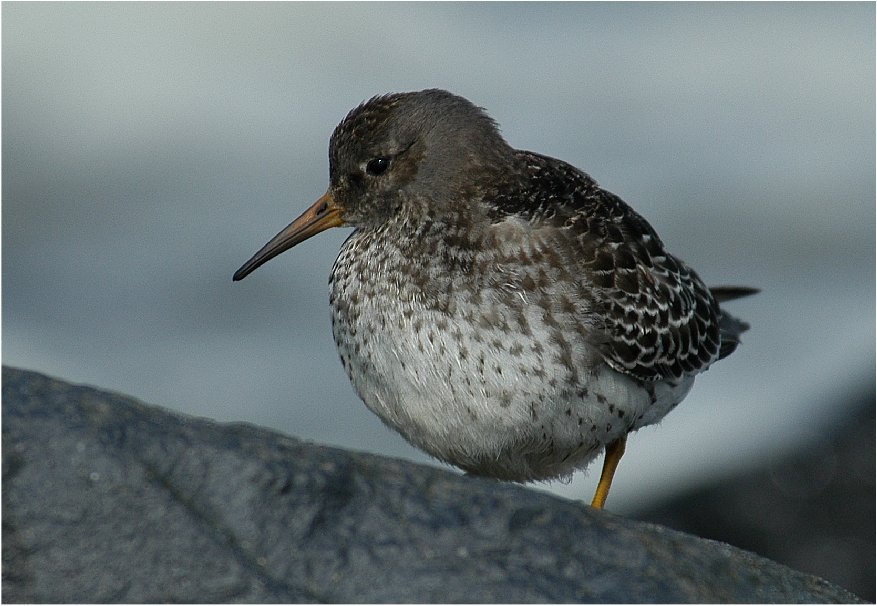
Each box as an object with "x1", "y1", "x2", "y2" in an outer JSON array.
[{"x1": 327, "y1": 226, "x2": 693, "y2": 482}]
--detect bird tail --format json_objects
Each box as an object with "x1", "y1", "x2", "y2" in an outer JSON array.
[{"x1": 710, "y1": 286, "x2": 759, "y2": 360}]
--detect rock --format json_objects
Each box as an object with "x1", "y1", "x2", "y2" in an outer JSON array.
[
  {"x1": 2, "y1": 366, "x2": 863, "y2": 603},
  {"x1": 633, "y1": 385, "x2": 875, "y2": 602}
]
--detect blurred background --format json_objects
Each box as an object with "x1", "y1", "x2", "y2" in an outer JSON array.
[{"x1": 3, "y1": 3, "x2": 873, "y2": 598}]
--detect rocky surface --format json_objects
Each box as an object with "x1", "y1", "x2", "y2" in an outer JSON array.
[
  {"x1": 634, "y1": 385, "x2": 875, "y2": 602},
  {"x1": 2, "y1": 366, "x2": 864, "y2": 603}
]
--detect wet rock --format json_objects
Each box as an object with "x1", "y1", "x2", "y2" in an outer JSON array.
[{"x1": 2, "y1": 366, "x2": 863, "y2": 603}]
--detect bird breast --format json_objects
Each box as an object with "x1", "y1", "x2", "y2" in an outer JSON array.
[{"x1": 327, "y1": 222, "x2": 692, "y2": 481}]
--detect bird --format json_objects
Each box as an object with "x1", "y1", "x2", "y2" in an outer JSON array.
[{"x1": 233, "y1": 89, "x2": 755, "y2": 509}]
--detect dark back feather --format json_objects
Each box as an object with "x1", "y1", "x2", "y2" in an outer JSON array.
[{"x1": 489, "y1": 151, "x2": 753, "y2": 383}]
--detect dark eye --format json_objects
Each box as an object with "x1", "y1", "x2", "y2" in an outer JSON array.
[{"x1": 365, "y1": 157, "x2": 390, "y2": 176}]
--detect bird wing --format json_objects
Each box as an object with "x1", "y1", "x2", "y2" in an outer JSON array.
[{"x1": 489, "y1": 151, "x2": 724, "y2": 383}]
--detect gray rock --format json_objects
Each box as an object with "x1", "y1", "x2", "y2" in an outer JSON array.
[
  {"x1": 2, "y1": 366, "x2": 863, "y2": 603},
  {"x1": 633, "y1": 386, "x2": 875, "y2": 602}
]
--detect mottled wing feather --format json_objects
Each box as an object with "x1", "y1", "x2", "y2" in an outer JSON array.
[{"x1": 491, "y1": 151, "x2": 723, "y2": 383}]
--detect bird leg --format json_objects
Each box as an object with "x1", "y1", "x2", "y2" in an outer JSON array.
[{"x1": 590, "y1": 435, "x2": 627, "y2": 509}]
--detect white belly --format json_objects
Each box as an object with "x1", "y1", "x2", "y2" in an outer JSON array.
[{"x1": 329, "y1": 230, "x2": 694, "y2": 482}]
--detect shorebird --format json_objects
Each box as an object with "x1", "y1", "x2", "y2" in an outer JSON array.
[{"x1": 234, "y1": 89, "x2": 755, "y2": 509}]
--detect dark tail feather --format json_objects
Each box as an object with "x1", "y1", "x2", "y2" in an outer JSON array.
[
  {"x1": 710, "y1": 286, "x2": 758, "y2": 360},
  {"x1": 710, "y1": 285, "x2": 759, "y2": 303}
]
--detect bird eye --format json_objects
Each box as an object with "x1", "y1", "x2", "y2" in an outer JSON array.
[{"x1": 365, "y1": 157, "x2": 390, "y2": 176}]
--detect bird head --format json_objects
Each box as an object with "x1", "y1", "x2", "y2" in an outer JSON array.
[{"x1": 233, "y1": 89, "x2": 511, "y2": 281}]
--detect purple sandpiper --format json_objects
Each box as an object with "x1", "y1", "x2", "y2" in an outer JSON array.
[{"x1": 234, "y1": 89, "x2": 755, "y2": 509}]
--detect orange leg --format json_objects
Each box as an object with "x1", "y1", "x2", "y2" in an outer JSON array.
[{"x1": 590, "y1": 435, "x2": 627, "y2": 509}]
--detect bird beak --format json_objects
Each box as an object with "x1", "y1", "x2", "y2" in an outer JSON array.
[{"x1": 233, "y1": 190, "x2": 344, "y2": 281}]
